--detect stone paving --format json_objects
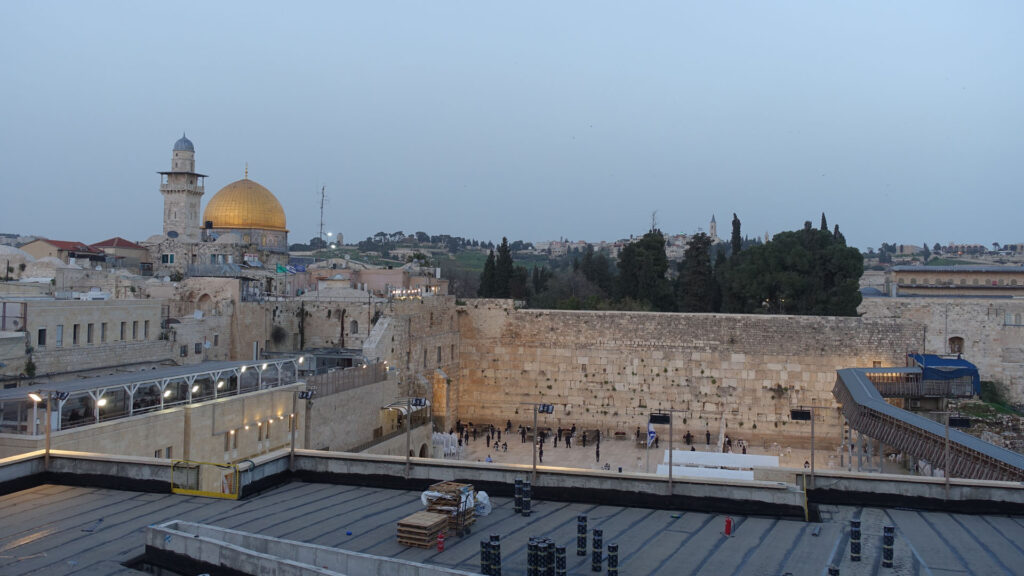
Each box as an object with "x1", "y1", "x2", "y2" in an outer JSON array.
[{"x1": 450, "y1": 422, "x2": 908, "y2": 477}]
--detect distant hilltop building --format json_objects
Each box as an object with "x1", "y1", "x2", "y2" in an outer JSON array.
[{"x1": 143, "y1": 135, "x2": 289, "y2": 274}]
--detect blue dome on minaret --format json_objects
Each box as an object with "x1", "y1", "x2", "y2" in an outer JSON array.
[{"x1": 173, "y1": 133, "x2": 194, "y2": 152}]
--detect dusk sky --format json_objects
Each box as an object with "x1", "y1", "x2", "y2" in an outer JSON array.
[{"x1": 2, "y1": 2, "x2": 1022, "y2": 252}]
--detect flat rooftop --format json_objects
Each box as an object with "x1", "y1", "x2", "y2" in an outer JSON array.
[{"x1": 1, "y1": 481, "x2": 1022, "y2": 575}]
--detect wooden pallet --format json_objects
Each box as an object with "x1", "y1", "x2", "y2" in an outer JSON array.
[
  {"x1": 425, "y1": 481, "x2": 476, "y2": 535},
  {"x1": 397, "y1": 511, "x2": 448, "y2": 548}
]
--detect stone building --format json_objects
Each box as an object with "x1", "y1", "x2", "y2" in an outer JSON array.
[
  {"x1": 888, "y1": 265, "x2": 1024, "y2": 297},
  {"x1": 860, "y1": 296, "x2": 1024, "y2": 401},
  {"x1": 143, "y1": 136, "x2": 289, "y2": 276}
]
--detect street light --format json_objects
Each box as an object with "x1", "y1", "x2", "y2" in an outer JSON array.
[
  {"x1": 521, "y1": 403, "x2": 554, "y2": 483},
  {"x1": 405, "y1": 397, "x2": 428, "y2": 478},
  {"x1": 29, "y1": 390, "x2": 67, "y2": 470},
  {"x1": 790, "y1": 407, "x2": 815, "y2": 489},
  {"x1": 290, "y1": 386, "x2": 315, "y2": 470},
  {"x1": 649, "y1": 409, "x2": 687, "y2": 495}
]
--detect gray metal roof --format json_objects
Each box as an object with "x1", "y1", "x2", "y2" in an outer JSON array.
[
  {"x1": 892, "y1": 265, "x2": 1024, "y2": 273},
  {"x1": 173, "y1": 133, "x2": 194, "y2": 152},
  {"x1": 837, "y1": 367, "x2": 1024, "y2": 470},
  {"x1": 0, "y1": 359, "x2": 297, "y2": 401}
]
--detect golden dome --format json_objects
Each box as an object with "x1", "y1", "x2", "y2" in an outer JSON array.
[{"x1": 203, "y1": 178, "x2": 287, "y2": 232}]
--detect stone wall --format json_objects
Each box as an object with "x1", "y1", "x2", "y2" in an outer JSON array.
[
  {"x1": 363, "y1": 295, "x2": 460, "y2": 429},
  {"x1": 457, "y1": 301, "x2": 923, "y2": 446},
  {"x1": 859, "y1": 297, "x2": 1024, "y2": 401}
]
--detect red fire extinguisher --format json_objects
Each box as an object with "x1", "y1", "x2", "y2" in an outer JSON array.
[
  {"x1": 437, "y1": 532, "x2": 446, "y2": 552},
  {"x1": 724, "y1": 517, "x2": 734, "y2": 536}
]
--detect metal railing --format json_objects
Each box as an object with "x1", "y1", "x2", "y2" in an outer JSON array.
[{"x1": 305, "y1": 363, "x2": 388, "y2": 397}]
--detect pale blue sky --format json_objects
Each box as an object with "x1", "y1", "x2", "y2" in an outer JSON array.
[{"x1": 2, "y1": 2, "x2": 1021, "y2": 251}]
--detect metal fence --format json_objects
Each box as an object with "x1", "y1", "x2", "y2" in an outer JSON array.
[{"x1": 305, "y1": 362, "x2": 388, "y2": 397}]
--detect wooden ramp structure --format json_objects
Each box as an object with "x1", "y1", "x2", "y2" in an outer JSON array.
[{"x1": 834, "y1": 367, "x2": 1024, "y2": 481}]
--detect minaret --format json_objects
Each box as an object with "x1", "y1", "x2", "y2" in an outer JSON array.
[
  {"x1": 709, "y1": 214, "x2": 717, "y2": 239},
  {"x1": 159, "y1": 134, "x2": 207, "y2": 242}
]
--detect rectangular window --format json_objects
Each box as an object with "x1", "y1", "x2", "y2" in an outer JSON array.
[
  {"x1": 161, "y1": 253, "x2": 175, "y2": 264},
  {"x1": 165, "y1": 446, "x2": 172, "y2": 459},
  {"x1": 132, "y1": 321, "x2": 139, "y2": 340},
  {"x1": 180, "y1": 345, "x2": 187, "y2": 357},
  {"x1": 144, "y1": 320, "x2": 150, "y2": 339},
  {"x1": 154, "y1": 449, "x2": 162, "y2": 458},
  {"x1": 437, "y1": 346, "x2": 442, "y2": 363},
  {"x1": 87, "y1": 323, "x2": 94, "y2": 344},
  {"x1": 120, "y1": 322, "x2": 126, "y2": 340},
  {"x1": 55, "y1": 325, "x2": 63, "y2": 347},
  {"x1": 37, "y1": 328, "x2": 46, "y2": 347},
  {"x1": 214, "y1": 334, "x2": 219, "y2": 346},
  {"x1": 195, "y1": 342, "x2": 202, "y2": 354},
  {"x1": 73, "y1": 324, "x2": 80, "y2": 345},
  {"x1": 101, "y1": 322, "x2": 107, "y2": 342}
]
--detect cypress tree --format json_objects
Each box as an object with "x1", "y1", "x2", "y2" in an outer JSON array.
[
  {"x1": 478, "y1": 250, "x2": 496, "y2": 297},
  {"x1": 731, "y1": 213, "x2": 742, "y2": 255}
]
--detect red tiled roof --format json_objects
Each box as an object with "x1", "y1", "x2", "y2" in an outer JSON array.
[
  {"x1": 91, "y1": 237, "x2": 146, "y2": 251},
  {"x1": 38, "y1": 239, "x2": 104, "y2": 254}
]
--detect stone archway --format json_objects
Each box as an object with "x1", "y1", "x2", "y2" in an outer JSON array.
[
  {"x1": 196, "y1": 293, "x2": 214, "y2": 314},
  {"x1": 419, "y1": 443, "x2": 429, "y2": 458}
]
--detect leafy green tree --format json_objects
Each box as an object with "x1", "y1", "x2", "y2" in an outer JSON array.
[
  {"x1": 478, "y1": 250, "x2": 496, "y2": 297},
  {"x1": 676, "y1": 233, "x2": 716, "y2": 312},
  {"x1": 820, "y1": 213, "x2": 828, "y2": 232},
  {"x1": 617, "y1": 229, "x2": 673, "y2": 311},
  {"x1": 721, "y1": 223, "x2": 863, "y2": 316},
  {"x1": 921, "y1": 242, "x2": 931, "y2": 262},
  {"x1": 833, "y1": 225, "x2": 845, "y2": 245}
]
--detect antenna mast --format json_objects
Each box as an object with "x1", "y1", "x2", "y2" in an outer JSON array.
[{"x1": 318, "y1": 185, "x2": 326, "y2": 249}]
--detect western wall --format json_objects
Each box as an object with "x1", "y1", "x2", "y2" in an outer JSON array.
[{"x1": 455, "y1": 300, "x2": 923, "y2": 447}]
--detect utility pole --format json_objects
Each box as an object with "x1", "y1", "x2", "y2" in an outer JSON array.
[{"x1": 318, "y1": 186, "x2": 326, "y2": 249}]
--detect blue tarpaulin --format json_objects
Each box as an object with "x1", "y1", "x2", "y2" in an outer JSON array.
[{"x1": 908, "y1": 353, "x2": 981, "y2": 396}]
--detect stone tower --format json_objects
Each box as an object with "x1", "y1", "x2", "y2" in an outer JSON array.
[
  {"x1": 709, "y1": 214, "x2": 717, "y2": 239},
  {"x1": 159, "y1": 134, "x2": 206, "y2": 242}
]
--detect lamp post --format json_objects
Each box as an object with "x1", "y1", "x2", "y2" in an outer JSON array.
[
  {"x1": 29, "y1": 390, "x2": 67, "y2": 470},
  {"x1": 291, "y1": 386, "x2": 314, "y2": 470},
  {"x1": 521, "y1": 402, "x2": 554, "y2": 483},
  {"x1": 405, "y1": 397, "x2": 428, "y2": 479},
  {"x1": 790, "y1": 406, "x2": 815, "y2": 489},
  {"x1": 930, "y1": 409, "x2": 955, "y2": 500},
  {"x1": 649, "y1": 409, "x2": 687, "y2": 495}
]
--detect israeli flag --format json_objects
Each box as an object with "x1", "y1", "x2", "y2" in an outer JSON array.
[{"x1": 647, "y1": 422, "x2": 656, "y2": 447}]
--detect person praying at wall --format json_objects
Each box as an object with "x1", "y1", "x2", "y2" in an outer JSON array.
[
  {"x1": 582, "y1": 432, "x2": 588, "y2": 448},
  {"x1": 506, "y1": 419, "x2": 512, "y2": 434},
  {"x1": 494, "y1": 441, "x2": 499, "y2": 451},
  {"x1": 539, "y1": 445, "x2": 544, "y2": 463},
  {"x1": 521, "y1": 427, "x2": 527, "y2": 443},
  {"x1": 502, "y1": 441, "x2": 507, "y2": 452},
  {"x1": 565, "y1": 434, "x2": 572, "y2": 449},
  {"x1": 497, "y1": 429, "x2": 501, "y2": 442},
  {"x1": 554, "y1": 434, "x2": 559, "y2": 448},
  {"x1": 635, "y1": 426, "x2": 641, "y2": 442},
  {"x1": 486, "y1": 433, "x2": 491, "y2": 447},
  {"x1": 596, "y1": 444, "x2": 600, "y2": 463},
  {"x1": 706, "y1": 430, "x2": 711, "y2": 446}
]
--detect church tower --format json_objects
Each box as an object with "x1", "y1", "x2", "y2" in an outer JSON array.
[
  {"x1": 709, "y1": 214, "x2": 717, "y2": 239},
  {"x1": 159, "y1": 134, "x2": 206, "y2": 242}
]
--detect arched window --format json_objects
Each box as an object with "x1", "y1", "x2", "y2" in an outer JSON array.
[{"x1": 948, "y1": 337, "x2": 964, "y2": 354}]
